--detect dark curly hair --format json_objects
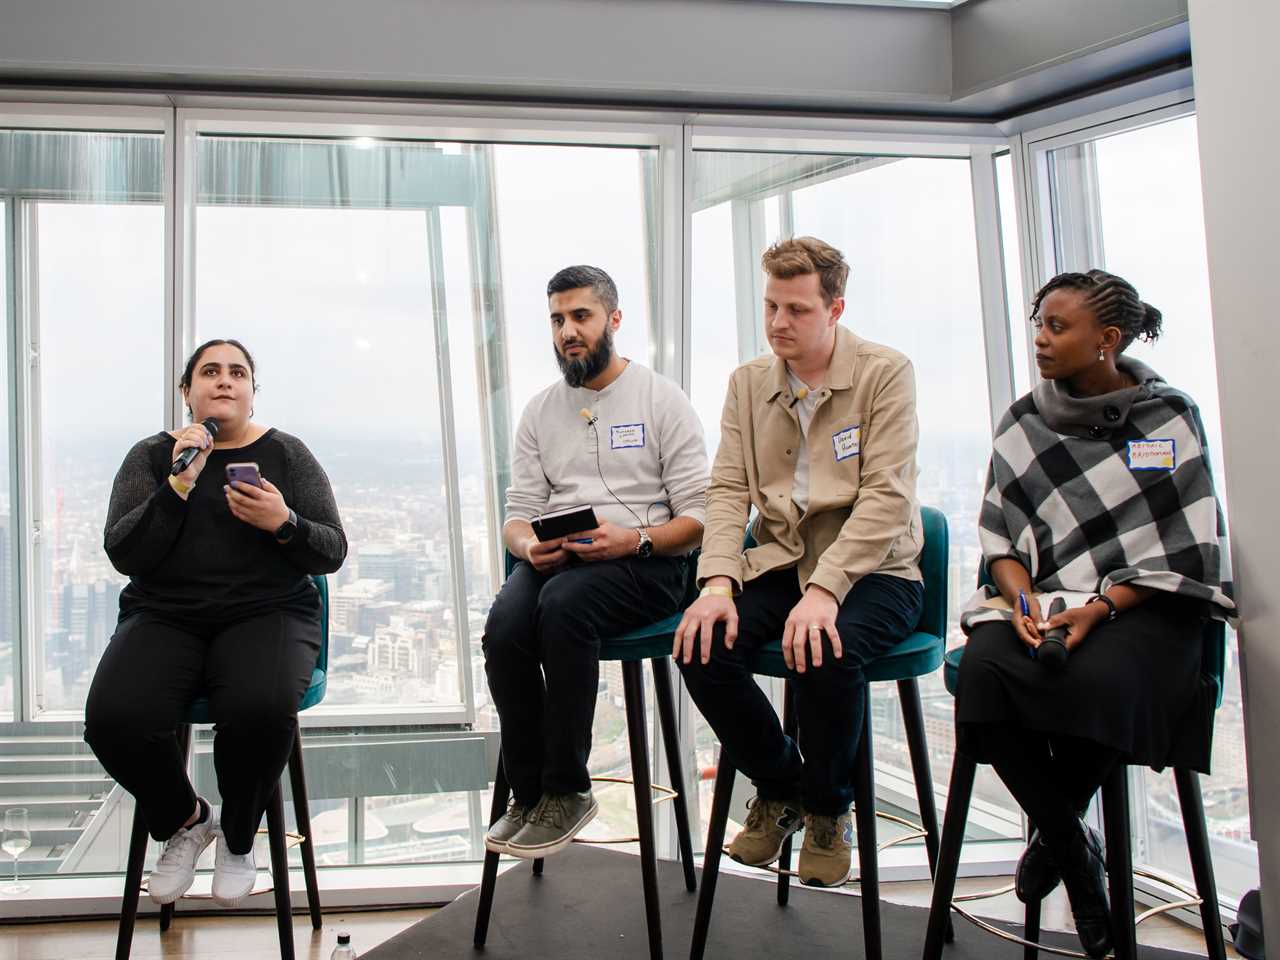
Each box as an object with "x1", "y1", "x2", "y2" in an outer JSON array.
[{"x1": 1030, "y1": 269, "x2": 1163, "y2": 352}]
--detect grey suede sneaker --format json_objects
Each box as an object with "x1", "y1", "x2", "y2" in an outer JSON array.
[
  {"x1": 505, "y1": 791, "x2": 598, "y2": 859},
  {"x1": 484, "y1": 799, "x2": 532, "y2": 854}
]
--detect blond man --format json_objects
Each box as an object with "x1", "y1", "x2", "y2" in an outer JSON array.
[{"x1": 674, "y1": 237, "x2": 924, "y2": 886}]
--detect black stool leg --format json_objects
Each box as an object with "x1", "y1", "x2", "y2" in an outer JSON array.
[
  {"x1": 852, "y1": 705, "x2": 882, "y2": 960},
  {"x1": 922, "y1": 753, "x2": 976, "y2": 960},
  {"x1": 160, "y1": 723, "x2": 194, "y2": 934},
  {"x1": 623, "y1": 660, "x2": 663, "y2": 960},
  {"x1": 1023, "y1": 898, "x2": 1041, "y2": 960},
  {"x1": 777, "y1": 682, "x2": 798, "y2": 907},
  {"x1": 473, "y1": 756, "x2": 510, "y2": 948},
  {"x1": 1174, "y1": 767, "x2": 1228, "y2": 960},
  {"x1": 1101, "y1": 765, "x2": 1137, "y2": 960},
  {"x1": 690, "y1": 753, "x2": 736, "y2": 960},
  {"x1": 265, "y1": 783, "x2": 295, "y2": 960},
  {"x1": 897, "y1": 677, "x2": 954, "y2": 943},
  {"x1": 651, "y1": 656, "x2": 697, "y2": 892},
  {"x1": 286, "y1": 726, "x2": 322, "y2": 930},
  {"x1": 115, "y1": 801, "x2": 151, "y2": 960}
]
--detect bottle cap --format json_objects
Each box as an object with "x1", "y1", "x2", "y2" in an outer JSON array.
[{"x1": 337, "y1": 931, "x2": 351, "y2": 944}]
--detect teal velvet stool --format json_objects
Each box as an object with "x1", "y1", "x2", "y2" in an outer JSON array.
[
  {"x1": 922, "y1": 586, "x2": 1229, "y2": 960},
  {"x1": 115, "y1": 574, "x2": 330, "y2": 960},
  {"x1": 474, "y1": 552, "x2": 701, "y2": 960},
  {"x1": 690, "y1": 506, "x2": 952, "y2": 960}
]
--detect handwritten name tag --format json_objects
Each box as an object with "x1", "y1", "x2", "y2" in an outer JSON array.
[
  {"x1": 832, "y1": 425, "x2": 861, "y2": 462},
  {"x1": 1128, "y1": 439, "x2": 1176, "y2": 470},
  {"x1": 610, "y1": 423, "x2": 645, "y2": 449}
]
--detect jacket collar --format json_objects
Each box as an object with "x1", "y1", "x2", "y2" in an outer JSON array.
[{"x1": 767, "y1": 324, "x2": 859, "y2": 403}]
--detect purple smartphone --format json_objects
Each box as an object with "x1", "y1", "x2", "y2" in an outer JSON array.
[{"x1": 225, "y1": 462, "x2": 263, "y2": 488}]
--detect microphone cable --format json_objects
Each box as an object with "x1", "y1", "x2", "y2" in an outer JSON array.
[{"x1": 580, "y1": 408, "x2": 669, "y2": 529}]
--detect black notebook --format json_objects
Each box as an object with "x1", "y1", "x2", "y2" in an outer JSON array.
[{"x1": 531, "y1": 504, "x2": 599, "y2": 542}]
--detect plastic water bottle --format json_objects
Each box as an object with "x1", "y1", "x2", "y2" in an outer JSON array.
[{"x1": 330, "y1": 930, "x2": 357, "y2": 959}]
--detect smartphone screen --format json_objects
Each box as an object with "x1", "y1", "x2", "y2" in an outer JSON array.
[{"x1": 225, "y1": 462, "x2": 263, "y2": 488}]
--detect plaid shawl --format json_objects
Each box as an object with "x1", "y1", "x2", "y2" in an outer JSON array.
[{"x1": 962, "y1": 357, "x2": 1234, "y2": 633}]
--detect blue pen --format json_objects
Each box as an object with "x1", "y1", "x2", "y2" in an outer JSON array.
[{"x1": 1019, "y1": 591, "x2": 1036, "y2": 659}]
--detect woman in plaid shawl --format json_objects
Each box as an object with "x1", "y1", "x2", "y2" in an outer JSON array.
[{"x1": 955, "y1": 270, "x2": 1234, "y2": 959}]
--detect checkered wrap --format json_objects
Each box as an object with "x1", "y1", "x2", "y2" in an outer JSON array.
[{"x1": 962, "y1": 367, "x2": 1234, "y2": 632}]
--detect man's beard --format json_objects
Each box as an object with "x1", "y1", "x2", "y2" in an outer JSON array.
[{"x1": 555, "y1": 327, "x2": 614, "y2": 388}]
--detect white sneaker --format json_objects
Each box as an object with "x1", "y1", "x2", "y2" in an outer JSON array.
[
  {"x1": 211, "y1": 833, "x2": 258, "y2": 907},
  {"x1": 147, "y1": 813, "x2": 216, "y2": 905}
]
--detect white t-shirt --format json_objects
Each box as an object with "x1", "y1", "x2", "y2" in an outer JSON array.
[
  {"x1": 505, "y1": 362, "x2": 709, "y2": 529},
  {"x1": 786, "y1": 366, "x2": 822, "y2": 512}
]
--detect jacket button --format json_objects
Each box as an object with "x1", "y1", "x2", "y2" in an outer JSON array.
[
  {"x1": 1104, "y1": 405, "x2": 1121, "y2": 422},
  {"x1": 1089, "y1": 425, "x2": 1108, "y2": 439}
]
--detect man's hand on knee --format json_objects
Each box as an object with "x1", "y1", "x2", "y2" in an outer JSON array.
[
  {"x1": 673, "y1": 584, "x2": 737, "y2": 666},
  {"x1": 782, "y1": 585, "x2": 843, "y2": 673}
]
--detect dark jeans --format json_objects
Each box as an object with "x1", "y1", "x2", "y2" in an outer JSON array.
[
  {"x1": 84, "y1": 610, "x2": 321, "y2": 853},
  {"x1": 482, "y1": 555, "x2": 686, "y2": 806},
  {"x1": 679, "y1": 567, "x2": 924, "y2": 816}
]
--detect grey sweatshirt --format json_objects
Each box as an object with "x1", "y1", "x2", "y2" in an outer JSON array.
[{"x1": 504, "y1": 362, "x2": 709, "y2": 531}]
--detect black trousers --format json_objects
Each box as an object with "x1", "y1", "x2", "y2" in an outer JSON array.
[
  {"x1": 678, "y1": 567, "x2": 924, "y2": 816},
  {"x1": 975, "y1": 725, "x2": 1120, "y2": 848},
  {"x1": 84, "y1": 610, "x2": 320, "y2": 854},
  {"x1": 482, "y1": 555, "x2": 686, "y2": 806}
]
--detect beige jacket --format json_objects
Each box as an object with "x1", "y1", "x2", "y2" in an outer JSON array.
[{"x1": 697, "y1": 325, "x2": 923, "y2": 603}]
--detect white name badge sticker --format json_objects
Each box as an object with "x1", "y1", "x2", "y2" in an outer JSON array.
[
  {"x1": 610, "y1": 423, "x2": 646, "y2": 449},
  {"x1": 832, "y1": 424, "x2": 861, "y2": 462},
  {"x1": 1127, "y1": 439, "x2": 1176, "y2": 470}
]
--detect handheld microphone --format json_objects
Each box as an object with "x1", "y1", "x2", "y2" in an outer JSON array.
[
  {"x1": 1037, "y1": 597, "x2": 1069, "y2": 671},
  {"x1": 170, "y1": 418, "x2": 220, "y2": 476},
  {"x1": 579, "y1": 408, "x2": 598, "y2": 426}
]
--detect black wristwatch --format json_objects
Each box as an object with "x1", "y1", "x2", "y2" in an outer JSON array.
[
  {"x1": 635, "y1": 527, "x2": 654, "y2": 559},
  {"x1": 275, "y1": 509, "x2": 298, "y2": 544},
  {"x1": 1087, "y1": 593, "x2": 1118, "y2": 621}
]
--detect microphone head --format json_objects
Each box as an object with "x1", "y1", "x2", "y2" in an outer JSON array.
[
  {"x1": 579, "y1": 408, "x2": 591, "y2": 421},
  {"x1": 795, "y1": 387, "x2": 809, "y2": 401},
  {"x1": 1037, "y1": 639, "x2": 1069, "y2": 671},
  {"x1": 201, "y1": 417, "x2": 221, "y2": 438}
]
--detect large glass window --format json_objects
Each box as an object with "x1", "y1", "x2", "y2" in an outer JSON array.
[
  {"x1": 689, "y1": 149, "x2": 1019, "y2": 846},
  {"x1": 0, "y1": 125, "x2": 165, "y2": 881},
  {"x1": 1040, "y1": 112, "x2": 1257, "y2": 904},
  {"x1": 1, "y1": 198, "x2": 12, "y2": 720},
  {"x1": 191, "y1": 132, "x2": 662, "y2": 860},
  {"x1": 35, "y1": 202, "x2": 164, "y2": 715}
]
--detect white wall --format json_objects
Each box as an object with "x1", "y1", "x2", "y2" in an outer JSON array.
[{"x1": 1188, "y1": 0, "x2": 1280, "y2": 936}]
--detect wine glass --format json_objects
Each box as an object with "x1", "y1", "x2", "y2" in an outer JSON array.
[{"x1": 2, "y1": 808, "x2": 31, "y2": 895}]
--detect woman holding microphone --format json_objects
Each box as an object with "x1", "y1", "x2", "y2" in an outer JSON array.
[
  {"x1": 956, "y1": 271, "x2": 1234, "y2": 958},
  {"x1": 84, "y1": 338, "x2": 346, "y2": 907}
]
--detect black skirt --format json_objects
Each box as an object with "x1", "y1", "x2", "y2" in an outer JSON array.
[{"x1": 956, "y1": 593, "x2": 1216, "y2": 773}]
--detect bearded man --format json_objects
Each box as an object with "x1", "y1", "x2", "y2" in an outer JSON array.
[{"x1": 481, "y1": 264, "x2": 709, "y2": 858}]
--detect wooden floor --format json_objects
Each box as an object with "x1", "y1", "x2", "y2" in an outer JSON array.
[{"x1": 0, "y1": 876, "x2": 1237, "y2": 959}]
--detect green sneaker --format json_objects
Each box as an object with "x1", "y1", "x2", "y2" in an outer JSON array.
[
  {"x1": 799, "y1": 811, "x2": 853, "y2": 887},
  {"x1": 506, "y1": 791, "x2": 598, "y2": 859},
  {"x1": 727, "y1": 795, "x2": 804, "y2": 867},
  {"x1": 484, "y1": 799, "x2": 531, "y2": 854}
]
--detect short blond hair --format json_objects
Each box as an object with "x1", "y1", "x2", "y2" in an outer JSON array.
[{"x1": 761, "y1": 237, "x2": 849, "y2": 306}]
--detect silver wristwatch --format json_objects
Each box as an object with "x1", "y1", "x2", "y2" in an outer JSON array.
[{"x1": 635, "y1": 527, "x2": 654, "y2": 559}]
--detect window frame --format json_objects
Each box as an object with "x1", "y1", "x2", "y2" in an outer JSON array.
[
  {"x1": 7, "y1": 91, "x2": 1239, "y2": 919},
  {"x1": 0, "y1": 104, "x2": 175, "y2": 724}
]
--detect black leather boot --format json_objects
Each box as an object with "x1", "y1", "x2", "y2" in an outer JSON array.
[{"x1": 1055, "y1": 818, "x2": 1112, "y2": 959}]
